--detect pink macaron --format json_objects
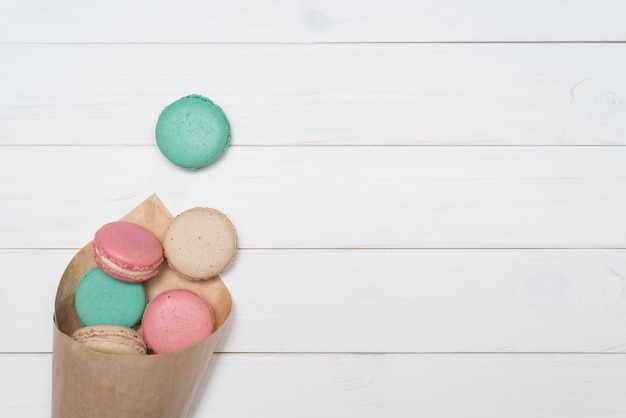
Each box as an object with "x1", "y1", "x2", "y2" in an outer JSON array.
[
  {"x1": 141, "y1": 289, "x2": 215, "y2": 354},
  {"x1": 93, "y1": 221, "x2": 164, "y2": 282}
]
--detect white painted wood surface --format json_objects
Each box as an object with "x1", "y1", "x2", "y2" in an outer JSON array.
[
  {"x1": 2, "y1": 1, "x2": 626, "y2": 417},
  {"x1": 6, "y1": 249, "x2": 626, "y2": 353},
  {"x1": 3, "y1": 146, "x2": 626, "y2": 248},
  {"x1": 5, "y1": 354, "x2": 626, "y2": 417},
  {"x1": 2, "y1": 43, "x2": 625, "y2": 145},
  {"x1": 1, "y1": 0, "x2": 626, "y2": 42}
]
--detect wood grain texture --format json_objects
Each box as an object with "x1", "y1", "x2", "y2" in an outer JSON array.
[
  {"x1": 3, "y1": 1, "x2": 626, "y2": 416},
  {"x1": 1, "y1": 0, "x2": 625, "y2": 43},
  {"x1": 1, "y1": 146, "x2": 625, "y2": 249},
  {"x1": 5, "y1": 353, "x2": 626, "y2": 417},
  {"x1": 1, "y1": 43, "x2": 625, "y2": 146},
  {"x1": 5, "y1": 249, "x2": 626, "y2": 353}
]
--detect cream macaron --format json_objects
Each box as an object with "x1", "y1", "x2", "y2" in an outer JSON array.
[
  {"x1": 163, "y1": 208, "x2": 237, "y2": 280},
  {"x1": 72, "y1": 325, "x2": 148, "y2": 355}
]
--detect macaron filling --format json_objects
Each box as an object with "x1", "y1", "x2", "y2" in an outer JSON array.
[{"x1": 94, "y1": 246, "x2": 161, "y2": 279}]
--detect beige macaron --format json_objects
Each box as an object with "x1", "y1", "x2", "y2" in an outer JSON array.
[
  {"x1": 72, "y1": 325, "x2": 148, "y2": 355},
  {"x1": 163, "y1": 207, "x2": 238, "y2": 280}
]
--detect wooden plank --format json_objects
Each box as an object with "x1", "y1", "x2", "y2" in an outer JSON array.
[
  {"x1": 5, "y1": 353, "x2": 626, "y2": 417},
  {"x1": 0, "y1": 146, "x2": 625, "y2": 249},
  {"x1": 1, "y1": 1, "x2": 625, "y2": 43},
  {"x1": 6, "y1": 249, "x2": 626, "y2": 353},
  {"x1": 0, "y1": 355, "x2": 51, "y2": 414},
  {"x1": 1, "y1": 43, "x2": 625, "y2": 146}
]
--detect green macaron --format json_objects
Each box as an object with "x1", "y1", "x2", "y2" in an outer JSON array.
[
  {"x1": 155, "y1": 94, "x2": 231, "y2": 170},
  {"x1": 74, "y1": 267, "x2": 147, "y2": 328}
]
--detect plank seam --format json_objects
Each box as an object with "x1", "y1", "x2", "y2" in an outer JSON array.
[{"x1": 0, "y1": 41, "x2": 625, "y2": 46}]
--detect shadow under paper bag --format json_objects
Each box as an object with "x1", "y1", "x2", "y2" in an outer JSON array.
[{"x1": 52, "y1": 194, "x2": 233, "y2": 418}]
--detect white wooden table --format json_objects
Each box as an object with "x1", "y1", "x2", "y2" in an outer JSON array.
[{"x1": 2, "y1": 1, "x2": 626, "y2": 416}]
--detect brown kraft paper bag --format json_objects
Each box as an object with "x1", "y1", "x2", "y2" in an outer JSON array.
[{"x1": 52, "y1": 194, "x2": 233, "y2": 418}]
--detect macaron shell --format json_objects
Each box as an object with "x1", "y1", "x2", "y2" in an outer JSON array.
[
  {"x1": 74, "y1": 267, "x2": 147, "y2": 328},
  {"x1": 155, "y1": 94, "x2": 231, "y2": 170},
  {"x1": 94, "y1": 221, "x2": 164, "y2": 282},
  {"x1": 142, "y1": 289, "x2": 215, "y2": 354},
  {"x1": 72, "y1": 325, "x2": 147, "y2": 355},
  {"x1": 163, "y1": 207, "x2": 238, "y2": 280}
]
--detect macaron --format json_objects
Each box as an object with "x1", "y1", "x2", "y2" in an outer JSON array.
[
  {"x1": 163, "y1": 207, "x2": 238, "y2": 280},
  {"x1": 155, "y1": 94, "x2": 231, "y2": 170},
  {"x1": 93, "y1": 221, "x2": 164, "y2": 282},
  {"x1": 74, "y1": 267, "x2": 147, "y2": 328},
  {"x1": 72, "y1": 325, "x2": 148, "y2": 355},
  {"x1": 142, "y1": 289, "x2": 215, "y2": 354}
]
